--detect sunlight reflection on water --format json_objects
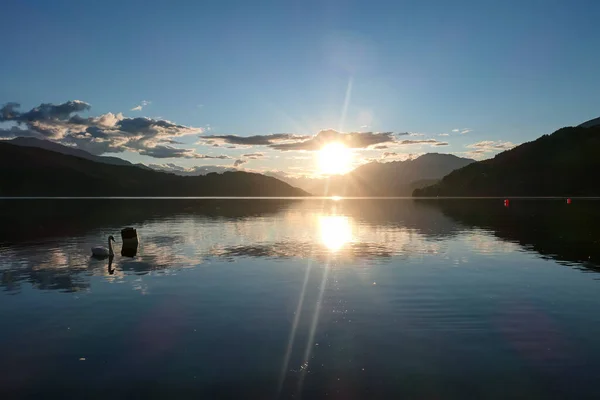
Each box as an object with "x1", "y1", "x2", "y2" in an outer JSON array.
[{"x1": 2, "y1": 199, "x2": 600, "y2": 398}]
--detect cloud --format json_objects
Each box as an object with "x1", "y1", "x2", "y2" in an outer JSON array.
[
  {"x1": 452, "y1": 128, "x2": 471, "y2": 134},
  {"x1": 465, "y1": 140, "x2": 517, "y2": 160},
  {"x1": 396, "y1": 132, "x2": 411, "y2": 136},
  {"x1": 199, "y1": 133, "x2": 307, "y2": 146},
  {"x1": 138, "y1": 145, "x2": 231, "y2": 159},
  {"x1": 398, "y1": 139, "x2": 446, "y2": 145},
  {"x1": 1, "y1": 100, "x2": 91, "y2": 124},
  {"x1": 131, "y1": 100, "x2": 151, "y2": 112},
  {"x1": 270, "y1": 129, "x2": 395, "y2": 151},
  {"x1": 372, "y1": 145, "x2": 388, "y2": 150},
  {"x1": 0, "y1": 101, "x2": 203, "y2": 158},
  {"x1": 242, "y1": 153, "x2": 265, "y2": 158},
  {"x1": 383, "y1": 152, "x2": 398, "y2": 158},
  {"x1": 147, "y1": 163, "x2": 234, "y2": 176},
  {"x1": 439, "y1": 133, "x2": 449, "y2": 136},
  {"x1": 467, "y1": 140, "x2": 517, "y2": 151},
  {"x1": 233, "y1": 159, "x2": 247, "y2": 167}
]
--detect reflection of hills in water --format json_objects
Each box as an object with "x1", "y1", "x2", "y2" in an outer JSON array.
[
  {"x1": 2, "y1": 199, "x2": 600, "y2": 293},
  {"x1": 422, "y1": 199, "x2": 600, "y2": 269}
]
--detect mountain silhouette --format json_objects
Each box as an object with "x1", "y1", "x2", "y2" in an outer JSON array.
[
  {"x1": 273, "y1": 153, "x2": 474, "y2": 196},
  {"x1": 9, "y1": 137, "x2": 137, "y2": 167},
  {"x1": 0, "y1": 141, "x2": 308, "y2": 197},
  {"x1": 414, "y1": 123, "x2": 600, "y2": 197}
]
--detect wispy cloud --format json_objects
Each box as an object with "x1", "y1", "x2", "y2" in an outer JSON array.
[
  {"x1": 398, "y1": 139, "x2": 448, "y2": 146},
  {"x1": 201, "y1": 130, "x2": 397, "y2": 151},
  {"x1": 465, "y1": 140, "x2": 517, "y2": 159},
  {"x1": 439, "y1": 133, "x2": 449, "y2": 137},
  {"x1": 233, "y1": 159, "x2": 247, "y2": 167},
  {"x1": 269, "y1": 129, "x2": 395, "y2": 151},
  {"x1": 242, "y1": 153, "x2": 265, "y2": 159},
  {"x1": 199, "y1": 133, "x2": 308, "y2": 146},
  {"x1": 130, "y1": 100, "x2": 151, "y2": 112},
  {"x1": 452, "y1": 128, "x2": 472, "y2": 134},
  {"x1": 467, "y1": 140, "x2": 517, "y2": 151}
]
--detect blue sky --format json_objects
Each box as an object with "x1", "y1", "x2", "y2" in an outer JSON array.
[{"x1": 1, "y1": 0, "x2": 599, "y2": 176}]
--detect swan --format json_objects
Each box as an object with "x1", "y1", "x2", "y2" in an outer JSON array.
[{"x1": 92, "y1": 235, "x2": 115, "y2": 258}]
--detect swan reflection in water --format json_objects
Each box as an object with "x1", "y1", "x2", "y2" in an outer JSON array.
[
  {"x1": 319, "y1": 215, "x2": 352, "y2": 252},
  {"x1": 107, "y1": 255, "x2": 116, "y2": 275}
]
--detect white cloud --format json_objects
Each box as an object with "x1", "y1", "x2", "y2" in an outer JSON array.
[
  {"x1": 439, "y1": 133, "x2": 449, "y2": 136},
  {"x1": 131, "y1": 100, "x2": 151, "y2": 112}
]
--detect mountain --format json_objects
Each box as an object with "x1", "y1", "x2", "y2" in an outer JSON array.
[
  {"x1": 579, "y1": 117, "x2": 600, "y2": 128},
  {"x1": 10, "y1": 137, "x2": 134, "y2": 167},
  {"x1": 271, "y1": 153, "x2": 474, "y2": 196},
  {"x1": 0, "y1": 142, "x2": 308, "y2": 197},
  {"x1": 414, "y1": 124, "x2": 600, "y2": 197}
]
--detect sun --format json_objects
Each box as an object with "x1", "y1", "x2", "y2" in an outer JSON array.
[{"x1": 318, "y1": 142, "x2": 352, "y2": 175}]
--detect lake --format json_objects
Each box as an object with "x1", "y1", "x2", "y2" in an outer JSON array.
[{"x1": 2, "y1": 198, "x2": 600, "y2": 399}]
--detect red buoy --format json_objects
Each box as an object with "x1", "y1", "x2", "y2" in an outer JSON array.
[
  {"x1": 504, "y1": 199, "x2": 510, "y2": 207},
  {"x1": 567, "y1": 198, "x2": 572, "y2": 204}
]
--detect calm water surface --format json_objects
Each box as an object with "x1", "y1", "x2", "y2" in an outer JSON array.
[{"x1": 2, "y1": 199, "x2": 600, "y2": 399}]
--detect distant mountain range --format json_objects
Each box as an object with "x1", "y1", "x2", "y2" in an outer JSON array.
[
  {"x1": 0, "y1": 141, "x2": 307, "y2": 197},
  {"x1": 10, "y1": 137, "x2": 141, "y2": 168},
  {"x1": 270, "y1": 153, "x2": 474, "y2": 196},
  {"x1": 414, "y1": 121, "x2": 600, "y2": 197}
]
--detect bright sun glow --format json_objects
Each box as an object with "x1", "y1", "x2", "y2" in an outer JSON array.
[
  {"x1": 318, "y1": 142, "x2": 352, "y2": 175},
  {"x1": 319, "y1": 215, "x2": 352, "y2": 251}
]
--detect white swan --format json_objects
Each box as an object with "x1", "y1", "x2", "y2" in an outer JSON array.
[{"x1": 92, "y1": 235, "x2": 115, "y2": 258}]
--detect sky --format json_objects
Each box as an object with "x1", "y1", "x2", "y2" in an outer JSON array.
[{"x1": 1, "y1": 0, "x2": 599, "y2": 177}]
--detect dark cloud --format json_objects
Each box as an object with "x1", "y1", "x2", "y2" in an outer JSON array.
[
  {"x1": 0, "y1": 100, "x2": 91, "y2": 123},
  {"x1": 233, "y1": 159, "x2": 247, "y2": 167},
  {"x1": 270, "y1": 129, "x2": 395, "y2": 151},
  {"x1": 0, "y1": 126, "x2": 45, "y2": 139},
  {"x1": 372, "y1": 145, "x2": 388, "y2": 150},
  {"x1": 0, "y1": 101, "x2": 202, "y2": 158},
  {"x1": 397, "y1": 132, "x2": 410, "y2": 136},
  {"x1": 433, "y1": 142, "x2": 449, "y2": 146},
  {"x1": 138, "y1": 145, "x2": 231, "y2": 159},
  {"x1": 200, "y1": 133, "x2": 307, "y2": 146},
  {"x1": 242, "y1": 153, "x2": 264, "y2": 158},
  {"x1": 139, "y1": 145, "x2": 201, "y2": 159},
  {"x1": 383, "y1": 152, "x2": 398, "y2": 158}
]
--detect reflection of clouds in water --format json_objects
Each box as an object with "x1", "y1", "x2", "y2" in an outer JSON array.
[{"x1": 5, "y1": 199, "x2": 589, "y2": 295}]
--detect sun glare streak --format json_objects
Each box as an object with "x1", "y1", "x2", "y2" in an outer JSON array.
[
  {"x1": 296, "y1": 258, "x2": 331, "y2": 396},
  {"x1": 277, "y1": 259, "x2": 313, "y2": 396},
  {"x1": 339, "y1": 77, "x2": 353, "y2": 132},
  {"x1": 318, "y1": 143, "x2": 352, "y2": 175},
  {"x1": 319, "y1": 215, "x2": 352, "y2": 251}
]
